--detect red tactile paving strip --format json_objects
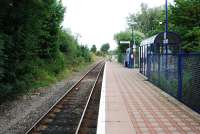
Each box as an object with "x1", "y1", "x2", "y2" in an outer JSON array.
[{"x1": 105, "y1": 62, "x2": 200, "y2": 134}]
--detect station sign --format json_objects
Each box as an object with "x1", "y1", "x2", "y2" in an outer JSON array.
[
  {"x1": 119, "y1": 41, "x2": 130, "y2": 44},
  {"x1": 163, "y1": 39, "x2": 168, "y2": 44},
  {"x1": 163, "y1": 32, "x2": 168, "y2": 44}
]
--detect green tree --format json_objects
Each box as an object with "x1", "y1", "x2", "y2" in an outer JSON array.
[
  {"x1": 0, "y1": 34, "x2": 6, "y2": 81},
  {"x1": 127, "y1": 3, "x2": 165, "y2": 37},
  {"x1": 90, "y1": 45, "x2": 97, "y2": 53},
  {"x1": 0, "y1": 0, "x2": 50, "y2": 98},
  {"x1": 170, "y1": 0, "x2": 200, "y2": 51},
  {"x1": 114, "y1": 30, "x2": 144, "y2": 63},
  {"x1": 127, "y1": 1, "x2": 200, "y2": 52},
  {"x1": 114, "y1": 31, "x2": 144, "y2": 53},
  {"x1": 100, "y1": 43, "x2": 110, "y2": 53},
  {"x1": 75, "y1": 45, "x2": 91, "y2": 63},
  {"x1": 96, "y1": 51, "x2": 103, "y2": 56},
  {"x1": 0, "y1": 0, "x2": 92, "y2": 102},
  {"x1": 38, "y1": 0, "x2": 65, "y2": 58}
]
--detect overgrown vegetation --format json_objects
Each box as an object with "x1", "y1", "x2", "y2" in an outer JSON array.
[
  {"x1": 114, "y1": 30, "x2": 144, "y2": 62},
  {"x1": 114, "y1": 0, "x2": 200, "y2": 59},
  {"x1": 100, "y1": 43, "x2": 110, "y2": 54},
  {"x1": 127, "y1": 3, "x2": 165, "y2": 37},
  {"x1": 90, "y1": 45, "x2": 97, "y2": 53},
  {"x1": 170, "y1": 0, "x2": 200, "y2": 52},
  {"x1": 127, "y1": 0, "x2": 200, "y2": 52},
  {"x1": 0, "y1": 0, "x2": 92, "y2": 102}
]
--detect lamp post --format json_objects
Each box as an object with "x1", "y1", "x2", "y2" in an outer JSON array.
[
  {"x1": 164, "y1": 0, "x2": 168, "y2": 44},
  {"x1": 133, "y1": 44, "x2": 136, "y2": 68},
  {"x1": 164, "y1": 0, "x2": 169, "y2": 81},
  {"x1": 128, "y1": 22, "x2": 137, "y2": 68},
  {"x1": 164, "y1": 0, "x2": 168, "y2": 57},
  {"x1": 165, "y1": 0, "x2": 168, "y2": 36}
]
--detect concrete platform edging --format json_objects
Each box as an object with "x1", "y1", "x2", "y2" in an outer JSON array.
[{"x1": 96, "y1": 63, "x2": 106, "y2": 134}]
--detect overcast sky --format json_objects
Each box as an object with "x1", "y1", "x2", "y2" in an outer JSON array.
[{"x1": 62, "y1": 0, "x2": 173, "y2": 50}]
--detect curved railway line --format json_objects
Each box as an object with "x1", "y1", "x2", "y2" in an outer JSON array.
[{"x1": 25, "y1": 61, "x2": 105, "y2": 134}]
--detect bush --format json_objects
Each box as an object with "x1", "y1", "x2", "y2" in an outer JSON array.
[
  {"x1": 0, "y1": 34, "x2": 5, "y2": 81},
  {"x1": 117, "y1": 53, "x2": 125, "y2": 63},
  {"x1": 0, "y1": 1, "x2": 92, "y2": 103}
]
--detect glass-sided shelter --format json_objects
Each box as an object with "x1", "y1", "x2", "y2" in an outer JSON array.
[{"x1": 139, "y1": 32, "x2": 181, "y2": 76}]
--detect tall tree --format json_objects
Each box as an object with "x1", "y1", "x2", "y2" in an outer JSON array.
[
  {"x1": 90, "y1": 45, "x2": 97, "y2": 53},
  {"x1": 127, "y1": 3, "x2": 165, "y2": 37},
  {"x1": 0, "y1": 0, "x2": 47, "y2": 96},
  {"x1": 0, "y1": 0, "x2": 65, "y2": 99},
  {"x1": 100, "y1": 43, "x2": 110, "y2": 53},
  {"x1": 38, "y1": 0, "x2": 65, "y2": 58},
  {"x1": 0, "y1": 34, "x2": 6, "y2": 81},
  {"x1": 114, "y1": 30, "x2": 144, "y2": 53},
  {"x1": 170, "y1": 0, "x2": 200, "y2": 51},
  {"x1": 114, "y1": 30, "x2": 144, "y2": 63}
]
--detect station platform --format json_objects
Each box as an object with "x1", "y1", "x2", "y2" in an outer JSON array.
[{"x1": 97, "y1": 62, "x2": 200, "y2": 134}]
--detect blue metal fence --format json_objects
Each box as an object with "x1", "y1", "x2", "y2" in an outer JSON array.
[
  {"x1": 142, "y1": 52, "x2": 200, "y2": 113},
  {"x1": 181, "y1": 53, "x2": 200, "y2": 112}
]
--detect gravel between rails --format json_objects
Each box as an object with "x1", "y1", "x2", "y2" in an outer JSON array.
[
  {"x1": 77, "y1": 67, "x2": 104, "y2": 134},
  {"x1": 0, "y1": 61, "x2": 99, "y2": 134}
]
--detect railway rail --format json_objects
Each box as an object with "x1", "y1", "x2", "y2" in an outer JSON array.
[
  {"x1": 75, "y1": 63, "x2": 103, "y2": 134},
  {"x1": 25, "y1": 61, "x2": 105, "y2": 134}
]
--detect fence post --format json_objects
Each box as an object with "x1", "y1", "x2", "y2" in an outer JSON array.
[
  {"x1": 158, "y1": 52, "x2": 161, "y2": 86},
  {"x1": 177, "y1": 52, "x2": 183, "y2": 100},
  {"x1": 139, "y1": 46, "x2": 141, "y2": 73},
  {"x1": 147, "y1": 47, "x2": 150, "y2": 78},
  {"x1": 144, "y1": 46, "x2": 146, "y2": 75},
  {"x1": 165, "y1": 44, "x2": 168, "y2": 79}
]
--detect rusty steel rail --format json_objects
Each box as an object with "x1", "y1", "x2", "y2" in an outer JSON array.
[{"x1": 25, "y1": 61, "x2": 105, "y2": 134}]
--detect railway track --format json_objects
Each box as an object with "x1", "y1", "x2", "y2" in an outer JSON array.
[
  {"x1": 25, "y1": 61, "x2": 105, "y2": 134},
  {"x1": 75, "y1": 63, "x2": 104, "y2": 134}
]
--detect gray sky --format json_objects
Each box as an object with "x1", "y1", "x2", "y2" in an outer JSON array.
[{"x1": 62, "y1": 0, "x2": 173, "y2": 50}]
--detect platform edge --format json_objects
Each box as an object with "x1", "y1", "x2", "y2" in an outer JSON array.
[{"x1": 96, "y1": 62, "x2": 106, "y2": 134}]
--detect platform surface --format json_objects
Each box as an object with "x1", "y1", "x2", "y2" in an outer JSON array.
[{"x1": 97, "y1": 62, "x2": 200, "y2": 134}]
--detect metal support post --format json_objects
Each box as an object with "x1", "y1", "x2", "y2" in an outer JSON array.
[
  {"x1": 164, "y1": 0, "x2": 169, "y2": 80},
  {"x1": 178, "y1": 52, "x2": 183, "y2": 100}
]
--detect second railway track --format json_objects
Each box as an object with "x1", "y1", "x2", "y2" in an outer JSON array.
[{"x1": 25, "y1": 61, "x2": 105, "y2": 134}]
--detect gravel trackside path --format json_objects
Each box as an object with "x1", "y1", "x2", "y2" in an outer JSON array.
[{"x1": 0, "y1": 62, "x2": 98, "y2": 134}]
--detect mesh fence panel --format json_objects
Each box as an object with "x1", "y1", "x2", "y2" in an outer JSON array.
[
  {"x1": 145, "y1": 53, "x2": 200, "y2": 113},
  {"x1": 148, "y1": 54, "x2": 159, "y2": 85},
  {"x1": 182, "y1": 54, "x2": 200, "y2": 112},
  {"x1": 148, "y1": 54, "x2": 178, "y2": 97},
  {"x1": 161, "y1": 54, "x2": 178, "y2": 97}
]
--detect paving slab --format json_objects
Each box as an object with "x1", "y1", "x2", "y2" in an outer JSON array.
[{"x1": 97, "y1": 62, "x2": 200, "y2": 134}]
